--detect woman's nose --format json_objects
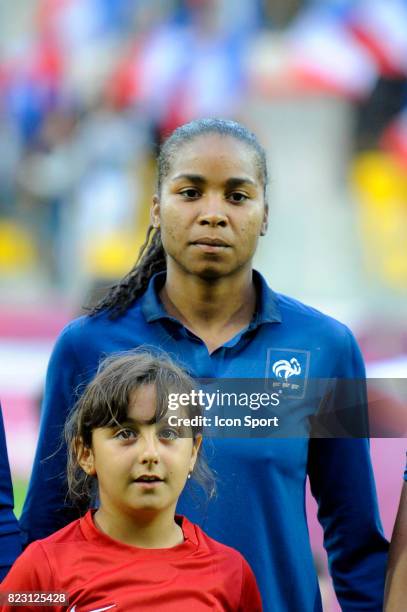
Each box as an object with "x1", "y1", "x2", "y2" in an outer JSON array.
[{"x1": 198, "y1": 195, "x2": 228, "y2": 227}]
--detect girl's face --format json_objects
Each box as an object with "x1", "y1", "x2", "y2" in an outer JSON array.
[
  {"x1": 152, "y1": 134, "x2": 268, "y2": 280},
  {"x1": 79, "y1": 384, "x2": 201, "y2": 519}
]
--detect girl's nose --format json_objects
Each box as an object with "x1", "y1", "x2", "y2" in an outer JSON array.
[{"x1": 139, "y1": 435, "x2": 160, "y2": 464}]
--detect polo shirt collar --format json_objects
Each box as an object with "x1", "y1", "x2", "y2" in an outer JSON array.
[
  {"x1": 140, "y1": 271, "x2": 176, "y2": 324},
  {"x1": 141, "y1": 270, "x2": 282, "y2": 328},
  {"x1": 251, "y1": 270, "x2": 282, "y2": 326}
]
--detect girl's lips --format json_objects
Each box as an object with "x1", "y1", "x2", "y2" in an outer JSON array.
[
  {"x1": 133, "y1": 480, "x2": 164, "y2": 490},
  {"x1": 133, "y1": 475, "x2": 164, "y2": 489},
  {"x1": 134, "y1": 475, "x2": 163, "y2": 482}
]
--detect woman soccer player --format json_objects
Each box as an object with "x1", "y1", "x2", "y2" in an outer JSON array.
[
  {"x1": 1, "y1": 353, "x2": 262, "y2": 611},
  {"x1": 21, "y1": 118, "x2": 388, "y2": 611},
  {"x1": 384, "y1": 457, "x2": 407, "y2": 611}
]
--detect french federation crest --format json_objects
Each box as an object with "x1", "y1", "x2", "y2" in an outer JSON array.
[
  {"x1": 265, "y1": 348, "x2": 310, "y2": 399},
  {"x1": 272, "y1": 358, "x2": 301, "y2": 379}
]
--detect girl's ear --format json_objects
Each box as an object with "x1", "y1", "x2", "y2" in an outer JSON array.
[
  {"x1": 77, "y1": 438, "x2": 96, "y2": 476},
  {"x1": 151, "y1": 194, "x2": 161, "y2": 229},
  {"x1": 189, "y1": 434, "x2": 202, "y2": 474}
]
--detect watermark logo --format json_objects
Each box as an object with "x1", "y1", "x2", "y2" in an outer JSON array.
[
  {"x1": 272, "y1": 358, "x2": 301, "y2": 380},
  {"x1": 168, "y1": 388, "x2": 280, "y2": 411}
]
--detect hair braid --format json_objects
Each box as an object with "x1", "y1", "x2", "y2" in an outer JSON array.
[{"x1": 90, "y1": 227, "x2": 166, "y2": 319}]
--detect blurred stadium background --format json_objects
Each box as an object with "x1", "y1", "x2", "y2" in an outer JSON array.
[{"x1": 0, "y1": 1, "x2": 406, "y2": 609}]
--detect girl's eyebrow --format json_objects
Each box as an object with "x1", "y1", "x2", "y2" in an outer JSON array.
[{"x1": 115, "y1": 416, "x2": 158, "y2": 427}]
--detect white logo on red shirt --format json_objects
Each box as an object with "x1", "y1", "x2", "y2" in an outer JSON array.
[{"x1": 69, "y1": 604, "x2": 116, "y2": 612}]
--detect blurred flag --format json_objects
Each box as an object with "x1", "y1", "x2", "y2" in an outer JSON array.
[
  {"x1": 288, "y1": 2, "x2": 377, "y2": 98},
  {"x1": 288, "y1": 0, "x2": 407, "y2": 98},
  {"x1": 109, "y1": 21, "x2": 245, "y2": 130},
  {"x1": 348, "y1": 0, "x2": 407, "y2": 77}
]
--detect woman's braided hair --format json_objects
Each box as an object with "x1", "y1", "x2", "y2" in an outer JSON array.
[
  {"x1": 90, "y1": 226, "x2": 166, "y2": 319},
  {"x1": 90, "y1": 118, "x2": 268, "y2": 319}
]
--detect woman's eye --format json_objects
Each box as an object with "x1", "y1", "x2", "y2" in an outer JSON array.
[
  {"x1": 179, "y1": 188, "x2": 200, "y2": 199},
  {"x1": 115, "y1": 428, "x2": 137, "y2": 441},
  {"x1": 159, "y1": 428, "x2": 180, "y2": 441},
  {"x1": 228, "y1": 192, "x2": 248, "y2": 204}
]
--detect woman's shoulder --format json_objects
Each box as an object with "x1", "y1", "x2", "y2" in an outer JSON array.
[
  {"x1": 32, "y1": 516, "x2": 85, "y2": 550},
  {"x1": 51, "y1": 305, "x2": 142, "y2": 358},
  {"x1": 183, "y1": 517, "x2": 248, "y2": 568},
  {"x1": 2, "y1": 518, "x2": 85, "y2": 583},
  {"x1": 58, "y1": 310, "x2": 119, "y2": 341},
  {"x1": 275, "y1": 291, "x2": 355, "y2": 342},
  {"x1": 181, "y1": 517, "x2": 261, "y2": 609}
]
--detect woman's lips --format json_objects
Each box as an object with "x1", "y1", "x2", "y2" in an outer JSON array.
[
  {"x1": 192, "y1": 243, "x2": 228, "y2": 253},
  {"x1": 191, "y1": 238, "x2": 230, "y2": 253}
]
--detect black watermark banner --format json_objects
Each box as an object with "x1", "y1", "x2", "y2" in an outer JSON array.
[{"x1": 164, "y1": 378, "x2": 407, "y2": 438}]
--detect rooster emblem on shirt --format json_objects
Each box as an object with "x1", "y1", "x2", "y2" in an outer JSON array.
[{"x1": 272, "y1": 358, "x2": 301, "y2": 380}]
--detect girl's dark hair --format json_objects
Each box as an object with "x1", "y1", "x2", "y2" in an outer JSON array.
[
  {"x1": 90, "y1": 118, "x2": 268, "y2": 319},
  {"x1": 65, "y1": 350, "x2": 215, "y2": 511}
]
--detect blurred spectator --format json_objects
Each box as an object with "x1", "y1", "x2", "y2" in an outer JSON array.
[
  {"x1": 71, "y1": 98, "x2": 151, "y2": 291},
  {"x1": 0, "y1": 111, "x2": 21, "y2": 216},
  {"x1": 16, "y1": 108, "x2": 79, "y2": 285},
  {"x1": 263, "y1": 0, "x2": 304, "y2": 28},
  {"x1": 355, "y1": 77, "x2": 407, "y2": 151}
]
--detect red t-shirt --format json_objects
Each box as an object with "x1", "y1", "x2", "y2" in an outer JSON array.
[{"x1": 0, "y1": 512, "x2": 261, "y2": 611}]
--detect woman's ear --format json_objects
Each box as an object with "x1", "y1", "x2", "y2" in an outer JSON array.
[
  {"x1": 151, "y1": 195, "x2": 161, "y2": 229},
  {"x1": 189, "y1": 434, "x2": 202, "y2": 474},
  {"x1": 260, "y1": 203, "x2": 269, "y2": 236},
  {"x1": 77, "y1": 438, "x2": 96, "y2": 476}
]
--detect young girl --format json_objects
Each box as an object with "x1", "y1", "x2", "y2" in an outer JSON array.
[{"x1": 1, "y1": 353, "x2": 262, "y2": 611}]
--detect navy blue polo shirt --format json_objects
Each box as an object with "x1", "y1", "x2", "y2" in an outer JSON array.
[
  {"x1": 20, "y1": 271, "x2": 388, "y2": 611},
  {"x1": 0, "y1": 406, "x2": 22, "y2": 579}
]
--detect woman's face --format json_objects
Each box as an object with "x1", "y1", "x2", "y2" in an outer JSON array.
[{"x1": 152, "y1": 134, "x2": 268, "y2": 280}]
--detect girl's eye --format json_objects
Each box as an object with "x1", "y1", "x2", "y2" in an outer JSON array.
[
  {"x1": 179, "y1": 188, "x2": 200, "y2": 200},
  {"x1": 159, "y1": 428, "x2": 180, "y2": 441},
  {"x1": 228, "y1": 192, "x2": 248, "y2": 204},
  {"x1": 115, "y1": 428, "x2": 137, "y2": 441}
]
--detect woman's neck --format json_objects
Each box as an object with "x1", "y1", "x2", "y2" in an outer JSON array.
[
  {"x1": 160, "y1": 264, "x2": 256, "y2": 346},
  {"x1": 93, "y1": 506, "x2": 183, "y2": 549}
]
